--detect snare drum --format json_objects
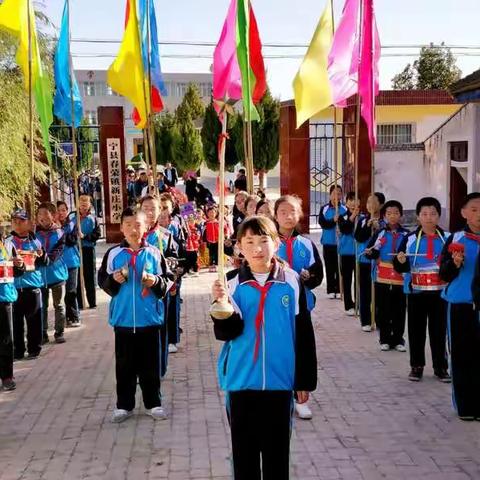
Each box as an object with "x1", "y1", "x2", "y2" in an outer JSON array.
[
  {"x1": 411, "y1": 266, "x2": 446, "y2": 292},
  {"x1": 376, "y1": 261, "x2": 404, "y2": 286},
  {"x1": 0, "y1": 261, "x2": 14, "y2": 284},
  {"x1": 18, "y1": 250, "x2": 36, "y2": 272}
]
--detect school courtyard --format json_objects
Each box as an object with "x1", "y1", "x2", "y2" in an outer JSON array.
[{"x1": 1, "y1": 243, "x2": 480, "y2": 480}]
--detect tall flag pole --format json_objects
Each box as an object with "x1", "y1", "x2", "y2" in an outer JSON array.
[
  {"x1": 54, "y1": 0, "x2": 87, "y2": 309},
  {"x1": 107, "y1": 0, "x2": 149, "y2": 168},
  {"x1": 0, "y1": 0, "x2": 54, "y2": 215}
]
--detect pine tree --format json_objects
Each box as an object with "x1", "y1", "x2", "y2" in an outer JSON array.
[
  {"x1": 200, "y1": 99, "x2": 238, "y2": 171},
  {"x1": 153, "y1": 112, "x2": 181, "y2": 167}
]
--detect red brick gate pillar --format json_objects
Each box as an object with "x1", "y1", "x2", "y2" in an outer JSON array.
[
  {"x1": 280, "y1": 103, "x2": 311, "y2": 233},
  {"x1": 98, "y1": 106, "x2": 127, "y2": 243}
]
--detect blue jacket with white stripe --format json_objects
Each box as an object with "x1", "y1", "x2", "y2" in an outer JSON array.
[
  {"x1": 213, "y1": 261, "x2": 317, "y2": 393},
  {"x1": 36, "y1": 226, "x2": 69, "y2": 287},
  {"x1": 318, "y1": 203, "x2": 347, "y2": 246},
  {"x1": 98, "y1": 240, "x2": 174, "y2": 329},
  {"x1": 0, "y1": 239, "x2": 20, "y2": 303}
]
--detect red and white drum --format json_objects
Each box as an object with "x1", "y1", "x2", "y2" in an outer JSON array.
[
  {"x1": 411, "y1": 266, "x2": 446, "y2": 292},
  {"x1": 376, "y1": 261, "x2": 404, "y2": 286},
  {"x1": 18, "y1": 250, "x2": 36, "y2": 272},
  {"x1": 0, "y1": 261, "x2": 14, "y2": 284}
]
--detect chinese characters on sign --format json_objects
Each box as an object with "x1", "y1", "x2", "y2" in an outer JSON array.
[{"x1": 106, "y1": 138, "x2": 123, "y2": 224}]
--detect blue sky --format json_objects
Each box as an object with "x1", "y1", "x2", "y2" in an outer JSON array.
[{"x1": 43, "y1": 0, "x2": 480, "y2": 100}]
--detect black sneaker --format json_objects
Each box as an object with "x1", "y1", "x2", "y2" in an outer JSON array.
[
  {"x1": 408, "y1": 367, "x2": 423, "y2": 382},
  {"x1": 459, "y1": 415, "x2": 475, "y2": 421},
  {"x1": 71, "y1": 319, "x2": 81, "y2": 328},
  {"x1": 42, "y1": 334, "x2": 50, "y2": 345},
  {"x1": 54, "y1": 334, "x2": 66, "y2": 344},
  {"x1": 26, "y1": 352, "x2": 40, "y2": 360},
  {"x1": 2, "y1": 378, "x2": 16, "y2": 391},
  {"x1": 65, "y1": 320, "x2": 73, "y2": 328},
  {"x1": 434, "y1": 370, "x2": 452, "y2": 383}
]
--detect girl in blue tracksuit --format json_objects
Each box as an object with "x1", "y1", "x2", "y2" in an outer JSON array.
[
  {"x1": 366, "y1": 200, "x2": 409, "y2": 351},
  {"x1": 98, "y1": 208, "x2": 174, "y2": 423},
  {"x1": 0, "y1": 234, "x2": 23, "y2": 390},
  {"x1": 77, "y1": 195, "x2": 101, "y2": 309},
  {"x1": 354, "y1": 192, "x2": 386, "y2": 330},
  {"x1": 338, "y1": 192, "x2": 361, "y2": 315},
  {"x1": 393, "y1": 197, "x2": 450, "y2": 383},
  {"x1": 274, "y1": 195, "x2": 323, "y2": 420},
  {"x1": 318, "y1": 185, "x2": 346, "y2": 298},
  {"x1": 442, "y1": 193, "x2": 480, "y2": 421},
  {"x1": 211, "y1": 216, "x2": 317, "y2": 480},
  {"x1": 36, "y1": 202, "x2": 69, "y2": 344},
  {"x1": 57, "y1": 201, "x2": 81, "y2": 327}
]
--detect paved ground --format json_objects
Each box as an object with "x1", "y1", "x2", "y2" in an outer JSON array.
[{"x1": 1, "y1": 243, "x2": 480, "y2": 480}]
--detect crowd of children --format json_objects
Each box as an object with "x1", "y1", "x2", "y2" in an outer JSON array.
[{"x1": 0, "y1": 195, "x2": 100, "y2": 391}]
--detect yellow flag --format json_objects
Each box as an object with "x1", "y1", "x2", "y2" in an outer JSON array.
[
  {"x1": 107, "y1": 0, "x2": 148, "y2": 128},
  {"x1": 293, "y1": 0, "x2": 334, "y2": 128},
  {"x1": 0, "y1": 0, "x2": 53, "y2": 163}
]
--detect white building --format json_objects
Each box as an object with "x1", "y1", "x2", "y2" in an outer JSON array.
[{"x1": 75, "y1": 70, "x2": 213, "y2": 161}]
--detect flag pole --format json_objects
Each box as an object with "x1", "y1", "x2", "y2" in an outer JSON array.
[
  {"x1": 27, "y1": 0, "x2": 35, "y2": 218},
  {"x1": 210, "y1": 109, "x2": 234, "y2": 320},
  {"x1": 67, "y1": 0, "x2": 87, "y2": 310},
  {"x1": 145, "y1": 0, "x2": 158, "y2": 194}
]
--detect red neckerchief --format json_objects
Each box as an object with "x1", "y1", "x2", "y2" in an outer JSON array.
[
  {"x1": 425, "y1": 233, "x2": 438, "y2": 260},
  {"x1": 36, "y1": 229, "x2": 52, "y2": 253},
  {"x1": 246, "y1": 280, "x2": 274, "y2": 363},
  {"x1": 124, "y1": 244, "x2": 150, "y2": 298},
  {"x1": 464, "y1": 232, "x2": 480, "y2": 244},
  {"x1": 12, "y1": 234, "x2": 32, "y2": 251}
]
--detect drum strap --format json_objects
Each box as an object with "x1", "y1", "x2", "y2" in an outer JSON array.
[{"x1": 413, "y1": 230, "x2": 445, "y2": 266}]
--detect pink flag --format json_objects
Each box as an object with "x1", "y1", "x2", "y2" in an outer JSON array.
[
  {"x1": 213, "y1": 0, "x2": 242, "y2": 113},
  {"x1": 359, "y1": 0, "x2": 381, "y2": 147},
  {"x1": 327, "y1": 0, "x2": 359, "y2": 107},
  {"x1": 328, "y1": 0, "x2": 380, "y2": 147}
]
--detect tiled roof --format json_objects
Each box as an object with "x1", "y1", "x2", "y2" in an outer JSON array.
[
  {"x1": 449, "y1": 69, "x2": 480, "y2": 96},
  {"x1": 281, "y1": 89, "x2": 455, "y2": 108}
]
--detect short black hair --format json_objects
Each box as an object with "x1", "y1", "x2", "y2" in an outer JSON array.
[
  {"x1": 374, "y1": 192, "x2": 386, "y2": 205},
  {"x1": 329, "y1": 184, "x2": 342, "y2": 194},
  {"x1": 416, "y1": 197, "x2": 441, "y2": 216},
  {"x1": 462, "y1": 192, "x2": 480, "y2": 208},
  {"x1": 346, "y1": 191, "x2": 356, "y2": 202},
  {"x1": 56, "y1": 200, "x2": 68, "y2": 210},
  {"x1": 239, "y1": 168, "x2": 246, "y2": 174},
  {"x1": 121, "y1": 207, "x2": 145, "y2": 223},
  {"x1": 37, "y1": 201, "x2": 57, "y2": 215},
  {"x1": 381, "y1": 200, "x2": 403, "y2": 217},
  {"x1": 237, "y1": 216, "x2": 278, "y2": 242}
]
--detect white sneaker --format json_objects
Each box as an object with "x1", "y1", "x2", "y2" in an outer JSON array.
[
  {"x1": 168, "y1": 344, "x2": 178, "y2": 354},
  {"x1": 361, "y1": 325, "x2": 372, "y2": 332},
  {"x1": 295, "y1": 402, "x2": 313, "y2": 420},
  {"x1": 111, "y1": 409, "x2": 133, "y2": 423},
  {"x1": 346, "y1": 308, "x2": 356, "y2": 316},
  {"x1": 395, "y1": 344, "x2": 407, "y2": 352},
  {"x1": 191, "y1": 272, "x2": 200, "y2": 277},
  {"x1": 380, "y1": 344, "x2": 390, "y2": 351},
  {"x1": 328, "y1": 293, "x2": 336, "y2": 299},
  {"x1": 146, "y1": 406, "x2": 168, "y2": 420}
]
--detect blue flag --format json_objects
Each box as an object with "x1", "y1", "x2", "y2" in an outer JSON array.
[
  {"x1": 139, "y1": 0, "x2": 167, "y2": 98},
  {"x1": 54, "y1": 0, "x2": 83, "y2": 127}
]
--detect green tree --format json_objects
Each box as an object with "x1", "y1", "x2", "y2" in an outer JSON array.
[
  {"x1": 153, "y1": 112, "x2": 182, "y2": 167},
  {"x1": 391, "y1": 43, "x2": 462, "y2": 90},
  {"x1": 200, "y1": 99, "x2": 238, "y2": 171},
  {"x1": 231, "y1": 89, "x2": 280, "y2": 183},
  {"x1": 175, "y1": 84, "x2": 205, "y2": 171}
]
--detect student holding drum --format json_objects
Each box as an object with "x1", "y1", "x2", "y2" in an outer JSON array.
[
  {"x1": 365, "y1": 201, "x2": 409, "y2": 352},
  {"x1": 394, "y1": 198, "x2": 450, "y2": 383}
]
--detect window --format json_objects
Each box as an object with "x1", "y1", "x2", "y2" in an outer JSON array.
[
  {"x1": 198, "y1": 82, "x2": 212, "y2": 97},
  {"x1": 83, "y1": 81, "x2": 96, "y2": 96},
  {"x1": 450, "y1": 141, "x2": 468, "y2": 162},
  {"x1": 175, "y1": 83, "x2": 189, "y2": 97},
  {"x1": 84, "y1": 110, "x2": 98, "y2": 125},
  {"x1": 377, "y1": 124, "x2": 414, "y2": 145}
]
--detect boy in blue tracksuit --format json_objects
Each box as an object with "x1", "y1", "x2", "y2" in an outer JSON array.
[
  {"x1": 57, "y1": 201, "x2": 81, "y2": 327},
  {"x1": 5, "y1": 209, "x2": 47, "y2": 360},
  {"x1": 366, "y1": 200, "x2": 409, "y2": 351},
  {"x1": 354, "y1": 192, "x2": 386, "y2": 331},
  {"x1": 98, "y1": 208, "x2": 174, "y2": 423},
  {"x1": 0, "y1": 233, "x2": 24, "y2": 390},
  {"x1": 77, "y1": 195, "x2": 101, "y2": 309},
  {"x1": 36, "y1": 202, "x2": 69, "y2": 344},
  {"x1": 318, "y1": 185, "x2": 346, "y2": 298},
  {"x1": 394, "y1": 197, "x2": 450, "y2": 383},
  {"x1": 441, "y1": 192, "x2": 480, "y2": 421},
  {"x1": 338, "y1": 192, "x2": 360, "y2": 315},
  {"x1": 211, "y1": 216, "x2": 317, "y2": 480}
]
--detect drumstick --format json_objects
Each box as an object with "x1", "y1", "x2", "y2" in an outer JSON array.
[{"x1": 387, "y1": 253, "x2": 428, "y2": 257}]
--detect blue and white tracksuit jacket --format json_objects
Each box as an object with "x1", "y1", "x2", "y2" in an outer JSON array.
[
  {"x1": 98, "y1": 240, "x2": 174, "y2": 330},
  {"x1": 318, "y1": 203, "x2": 347, "y2": 246},
  {"x1": 35, "y1": 226, "x2": 68, "y2": 287},
  {"x1": 61, "y1": 215, "x2": 81, "y2": 269},
  {"x1": 0, "y1": 240, "x2": 19, "y2": 303},
  {"x1": 213, "y1": 261, "x2": 317, "y2": 393}
]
